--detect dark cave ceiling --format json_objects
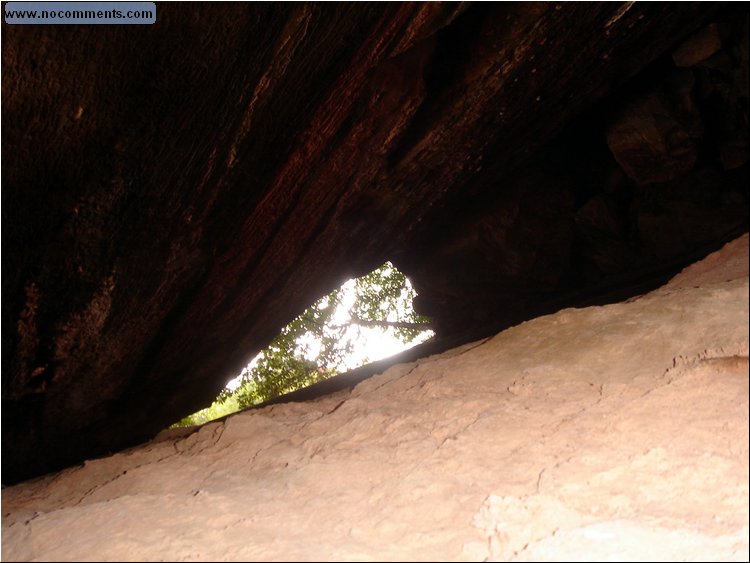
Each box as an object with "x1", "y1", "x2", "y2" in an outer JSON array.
[{"x1": 2, "y1": 2, "x2": 747, "y2": 483}]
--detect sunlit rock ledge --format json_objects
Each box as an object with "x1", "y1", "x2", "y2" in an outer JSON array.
[{"x1": 2, "y1": 235, "x2": 747, "y2": 562}]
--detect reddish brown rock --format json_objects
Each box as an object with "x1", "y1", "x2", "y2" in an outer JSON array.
[
  {"x1": 606, "y1": 92, "x2": 698, "y2": 185},
  {"x1": 672, "y1": 22, "x2": 722, "y2": 67},
  {"x1": 2, "y1": 3, "x2": 747, "y2": 485}
]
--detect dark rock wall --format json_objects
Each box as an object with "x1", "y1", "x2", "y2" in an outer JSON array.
[
  {"x1": 2, "y1": 3, "x2": 746, "y2": 483},
  {"x1": 399, "y1": 10, "x2": 749, "y2": 338}
]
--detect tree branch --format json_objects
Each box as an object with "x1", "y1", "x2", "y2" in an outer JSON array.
[{"x1": 335, "y1": 317, "x2": 433, "y2": 331}]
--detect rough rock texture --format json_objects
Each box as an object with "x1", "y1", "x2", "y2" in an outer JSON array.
[
  {"x1": 402, "y1": 10, "x2": 749, "y2": 336},
  {"x1": 2, "y1": 3, "x2": 748, "y2": 483},
  {"x1": 2, "y1": 235, "x2": 747, "y2": 562}
]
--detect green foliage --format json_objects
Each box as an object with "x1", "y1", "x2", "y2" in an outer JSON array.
[
  {"x1": 349, "y1": 264, "x2": 432, "y2": 343},
  {"x1": 173, "y1": 262, "x2": 432, "y2": 426},
  {"x1": 171, "y1": 393, "x2": 242, "y2": 427},
  {"x1": 226, "y1": 354, "x2": 336, "y2": 410}
]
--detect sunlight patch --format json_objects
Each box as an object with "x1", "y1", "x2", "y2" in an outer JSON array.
[{"x1": 173, "y1": 262, "x2": 433, "y2": 427}]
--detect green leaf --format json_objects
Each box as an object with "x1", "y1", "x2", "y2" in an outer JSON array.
[{"x1": 173, "y1": 262, "x2": 433, "y2": 426}]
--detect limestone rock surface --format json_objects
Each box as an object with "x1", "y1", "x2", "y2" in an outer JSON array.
[{"x1": 2, "y1": 235, "x2": 747, "y2": 562}]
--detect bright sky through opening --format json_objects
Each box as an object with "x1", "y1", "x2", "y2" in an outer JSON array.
[{"x1": 226, "y1": 269, "x2": 433, "y2": 391}]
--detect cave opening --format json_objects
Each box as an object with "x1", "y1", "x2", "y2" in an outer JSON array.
[{"x1": 172, "y1": 262, "x2": 434, "y2": 427}]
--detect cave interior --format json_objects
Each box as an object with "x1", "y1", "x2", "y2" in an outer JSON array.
[{"x1": 1, "y1": 2, "x2": 748, "y2": 485}]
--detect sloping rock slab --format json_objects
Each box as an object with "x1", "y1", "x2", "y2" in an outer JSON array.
[{"x1": 2, "y1": 235, "x2": 748, "y2": 561}]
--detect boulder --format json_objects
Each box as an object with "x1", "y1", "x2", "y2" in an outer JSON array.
[{"x1": 2, "y1": 3, "x2": 747, "y2": 484}]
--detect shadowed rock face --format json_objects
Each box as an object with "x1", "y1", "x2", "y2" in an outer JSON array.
[
  {"x1": 1, "y1": 3, "x2": 747, "y2": 483},
  {"x1": 2, "y1": 235, "x2": 747, "y2": 561}
]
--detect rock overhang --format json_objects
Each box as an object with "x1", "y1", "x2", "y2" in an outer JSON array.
[{"x1": 1, "y1": 2, "x2": 748, "y2": 483}]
